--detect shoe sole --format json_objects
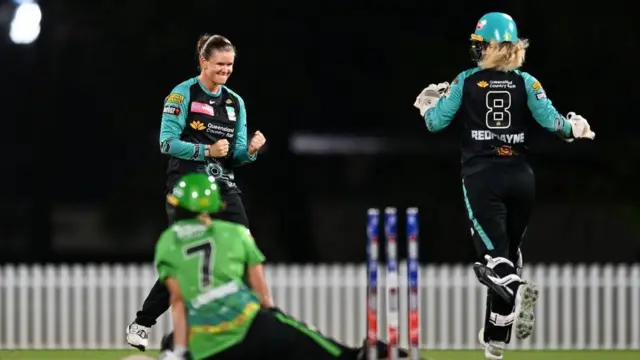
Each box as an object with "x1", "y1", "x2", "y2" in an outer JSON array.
[
  {"x1": 513, "y1": 282, "x2": 539, "y2": 340},
  {"x1": 126, "y1": 325, "x2": 147, "y2": 352}
]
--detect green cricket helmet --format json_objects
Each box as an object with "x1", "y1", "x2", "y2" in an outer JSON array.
[
  {"x1": 166, "y1": 173, "x2": 223, "y2": 213},
  {"x1": 470, "y1": 12, "x2": 519, "y2": 61}
]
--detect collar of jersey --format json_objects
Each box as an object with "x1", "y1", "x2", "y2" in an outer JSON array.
[{"x1": 196, "y1": 77, "x2": 223, "y2": 97}]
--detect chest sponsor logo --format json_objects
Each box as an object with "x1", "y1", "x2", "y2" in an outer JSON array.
[
  {"x1": 489, "y1": 80, "x2": 516, "y2": 89},
  {"x1": 190, "y1": 121, "x2": 206, "y2": 131},
  {"x1": 191, "y1": 102, "x2": 214, "y2": 116},
  {"x1": 206, "y1": 123, "x2": 234, "y2": 138}
]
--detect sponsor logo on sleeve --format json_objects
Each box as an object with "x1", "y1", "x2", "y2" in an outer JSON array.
[
  {"x1": 165, "y1": 93, "x2": 185, "y2": 104},
  {"x1": 163, "y1": 105, "x2": 181, "y2": 115}
]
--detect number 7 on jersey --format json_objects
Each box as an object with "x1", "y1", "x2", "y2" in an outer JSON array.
[{"x1": 185, "y1": 240, "x2": 215, "y2": 289}]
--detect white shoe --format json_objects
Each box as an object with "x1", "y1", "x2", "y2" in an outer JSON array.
[
  {"x1": 126, "y1": 322, "x2": 151, "y2": 351},
  {"x1": 513, "y1": 282, "x2": 539, "y2": 340},
  {"x1": 484, "y1": 340, "x2": 505, "y2": 360},
  {"x1": 479, "y1": 329, "x2": 504, "y2": 360}
]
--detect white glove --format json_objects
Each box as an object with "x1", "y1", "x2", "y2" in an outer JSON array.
[
  {"x1": 413, "y1": 82, "x2": 450, "y2": 117},
  {"x1": 566, "y1": 112, "x2": 595, "y2": 140},
  {"x1": 158, "y1": 350, "x2": 184, "y2": 360}
]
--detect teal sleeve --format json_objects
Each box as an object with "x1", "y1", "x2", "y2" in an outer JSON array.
[
  {"x1": 227, "y1": 92, "x2": 257, "y2": 166},
  {"x1": 159, "y1": 85, "x2": 206, "y2": 161},
  {"x1": 424, "y1": 72, "x2": 466, "y2": 132},
  {"x1": 519, "y1": 71, "x2": 572, "y2": 138}
]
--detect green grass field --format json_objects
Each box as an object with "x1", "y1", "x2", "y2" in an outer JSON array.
[{"x1": 0, "y1": 350, "x2": 638, "y2": 360}]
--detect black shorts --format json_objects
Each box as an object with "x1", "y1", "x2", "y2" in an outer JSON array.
[
  {"x1": 462, "y1": 163, "x2": 535, "y2": 262},
  {"x1": 166, "y1": 192, "x2": 250, "y2": 228},
  {"x1": 204, "y1": 309, "x2": 358, "y2": 360}
]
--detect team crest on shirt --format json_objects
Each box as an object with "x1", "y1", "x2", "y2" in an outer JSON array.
[{"x1": 226, "y1": 106, "x2": 236, "y2": 121}]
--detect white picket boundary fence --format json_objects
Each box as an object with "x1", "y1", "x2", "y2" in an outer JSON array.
[{"x1": 0, "y1": 263, "x2": 639, "y2": 350}]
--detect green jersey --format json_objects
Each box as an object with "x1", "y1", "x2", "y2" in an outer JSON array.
[{"x1": 154, "y1": 218, "x2": 266, "y2": 360}]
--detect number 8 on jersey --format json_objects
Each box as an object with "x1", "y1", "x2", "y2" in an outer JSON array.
[{"x1": 485, "y1": 91, "x2": 512, "y2": 129}]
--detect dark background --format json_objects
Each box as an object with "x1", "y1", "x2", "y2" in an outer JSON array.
[{"x1": 0, "y1": 0, "x2": 638, "y2": 265}]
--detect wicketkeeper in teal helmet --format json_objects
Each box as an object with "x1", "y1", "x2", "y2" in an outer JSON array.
[
  {"x1": 470, "y1": 12, "x2": 521, "y2": 63},
  {"x1": 413, "y1": 10, "x2": 597, "y2": 360}
]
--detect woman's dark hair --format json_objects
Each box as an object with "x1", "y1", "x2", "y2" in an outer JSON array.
[{"x1": 196, "y1": 34, "x2": 236, "y2": 63}]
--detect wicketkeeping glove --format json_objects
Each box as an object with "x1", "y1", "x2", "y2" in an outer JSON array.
[
  {"x1": 565, "y1": 112, "x2": 595, "y2": 142},
  {"x1": 413, "y1": 82, "x2": 450, "y2": 117}
]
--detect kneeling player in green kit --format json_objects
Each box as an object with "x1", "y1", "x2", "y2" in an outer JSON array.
[{"x1": 156, "y1": 173, "x2": 409, "y2": 360}]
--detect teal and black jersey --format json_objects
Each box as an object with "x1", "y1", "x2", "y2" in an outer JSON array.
[
  {"x1": 159, "y1": 77, "x2": 256, "y2": 194},
  {"x1": 424, "y1": 68, "x2": 573, "y2": 176}
]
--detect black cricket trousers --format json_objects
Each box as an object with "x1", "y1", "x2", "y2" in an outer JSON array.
[
  {"x1": 204, "y1": 309, "x2": 360, "y2": 360},
  {"x1": 462, "y1": 162, "x2": 535, "y2": 262},
  {"x1": 462, "y1": 162, "x2": 535, "y2": 343},
  {"x1": 134, "y1": 192, "x2": 250, "y2": 327}
]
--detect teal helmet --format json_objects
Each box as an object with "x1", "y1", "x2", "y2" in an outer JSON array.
[{"x1": 470, "y1": 12, "x2": 519, "y2": 61}]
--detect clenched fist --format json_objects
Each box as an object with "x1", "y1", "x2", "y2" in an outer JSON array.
[
  {"x1": 208, "y1": 139, "x2": 229, "y2": 158},
  {"x1": 248, "y1": 131, "x2": 266, "y2": 155}
]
